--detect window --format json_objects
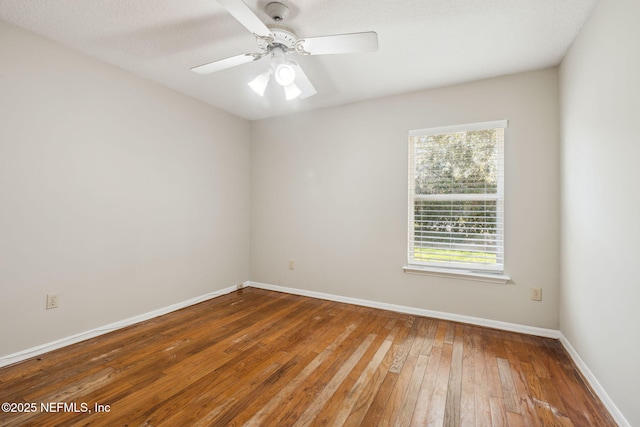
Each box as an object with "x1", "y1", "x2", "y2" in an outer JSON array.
[{"x1": 406, "y1": 120, "x2": 507, "y2": 278}]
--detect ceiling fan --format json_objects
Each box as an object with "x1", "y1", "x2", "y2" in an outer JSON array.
[{"x1": 191, "y1": 0, "x2": 379, "y2": 100}]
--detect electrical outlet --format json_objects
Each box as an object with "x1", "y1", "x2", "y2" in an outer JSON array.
[
  {"x1": 46, "y1": 294, "x2": 59, "y2": 309},
  {"x1": 531, "y1": 288, "x2": 542, "y2": 301},
  {"x1": 288, "y1": 259, "x2": 294, "y2": 270},
  {"x1": 237, "y1": 283, "x2": 244, "y2": 290}
]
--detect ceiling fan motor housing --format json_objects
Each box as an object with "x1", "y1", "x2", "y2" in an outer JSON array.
[{"x1": 258, "y1": 24, "x2": 298, "y2": 51}]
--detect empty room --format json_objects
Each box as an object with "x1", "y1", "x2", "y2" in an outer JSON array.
[{"x1": 0, "y1": 0, "x2": 638, "y2": 426}]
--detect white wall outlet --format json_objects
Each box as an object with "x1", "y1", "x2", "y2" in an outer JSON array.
[
  {"x1": 531, "y1": 288, "x2": 542, "y2": 301},
  {"x1": 46, "y1": 293, "x2": 59, "y2": 309},
  {"x1": 288, "y1": 259, "x2": 294, "y2": 270},
  {"x1": 237, "y1": 283, "x2": 244, "y2": 290}
]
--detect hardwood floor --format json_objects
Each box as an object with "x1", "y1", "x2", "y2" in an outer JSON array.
[{"x1": 0, "y1": 288, "x2": 616, "y2": 426}]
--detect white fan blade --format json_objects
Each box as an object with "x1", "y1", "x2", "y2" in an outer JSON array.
[
  {"x1": 296, "y1": 32, "x2": 378, "y2": 55},
  {"x1": 216, "y1": 0, "x2": 272, "y2": 38},
  {"x1": 191, "y1": 53, "x2": 256, "y2": 74},
  {"x1": 290, "y1": 62, "x2": 317, "y2": 99}
]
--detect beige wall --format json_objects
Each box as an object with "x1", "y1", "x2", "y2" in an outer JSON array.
[
  {"x1": 0, "y1": 21, "x2": 251, "y2": 356},
  {"x1": 251, "y1": 68, "x2": 560, "y2": 329},
  {"x1": 560, "y1": 0, "x2": 640, "y2": 425}
]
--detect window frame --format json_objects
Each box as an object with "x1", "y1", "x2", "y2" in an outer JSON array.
[{"x1": 405, "y1": 120, "x2": 509, "y2": 283}]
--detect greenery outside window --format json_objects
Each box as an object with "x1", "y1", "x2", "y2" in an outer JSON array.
[{"x1": 407, "y1": 120, "x2": 507, "y2": 276}]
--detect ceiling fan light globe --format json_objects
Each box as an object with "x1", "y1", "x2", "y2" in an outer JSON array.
[
  {"x1": 284, "y1": 82, "x2": 302, "y2": 100},
  {"x1": 248, "y1": 72, "x2": 270, "y2": 97},
  {"x1": 274, "y1": 63, "x2": 296, "y2": 86}
]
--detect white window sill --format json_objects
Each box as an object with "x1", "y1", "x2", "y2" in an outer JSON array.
[{"x1": 403, "y1": 265, "x2": 511, "y2": 284}]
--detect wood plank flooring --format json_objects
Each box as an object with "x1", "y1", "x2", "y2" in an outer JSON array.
[{"x1": 0, "y1": 288, "x2": 616, "y2": 426}]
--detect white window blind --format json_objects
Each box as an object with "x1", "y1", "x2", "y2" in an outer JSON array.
[{"x1": 408, "y1": 120, "x2": 507, "y2": 272}]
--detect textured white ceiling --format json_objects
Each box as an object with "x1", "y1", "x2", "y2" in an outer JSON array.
[{"x1": 0, "y1": 0, "x2": 596, "y2": 120}]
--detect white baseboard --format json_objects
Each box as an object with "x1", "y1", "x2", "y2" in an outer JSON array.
[
  {"x1": 558, "y1": 333, "x2": 630, "y2": 427},
  {"x1": 243, "y1": 281, "x2": 560, "y2": 338},
  {"x1": 0, "y1": 285, "x2": 238, "y2": 368}
]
